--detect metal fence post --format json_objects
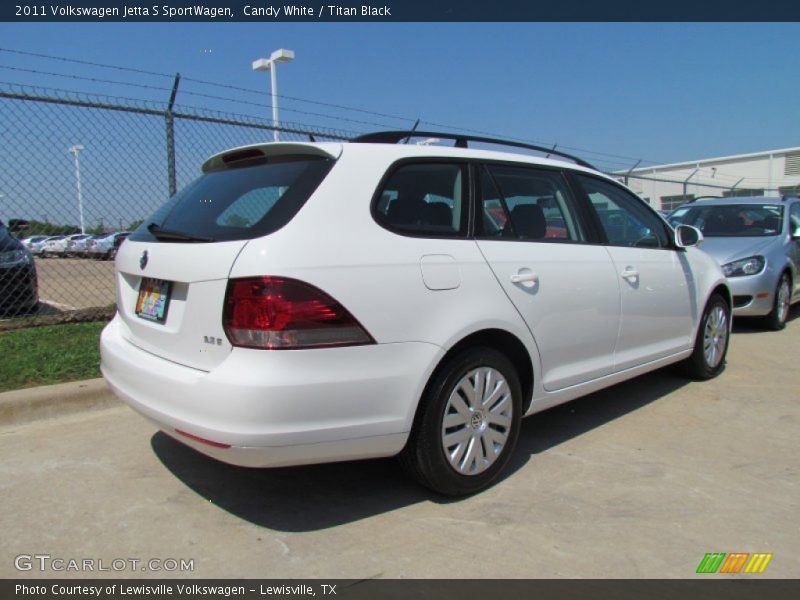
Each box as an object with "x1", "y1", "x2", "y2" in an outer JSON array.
[
  {"x1": 624, "y1": 160, "x2": 641, "y2": 186},
  {"x1": 165, "y1": 73, "x2": 181, "y2": 197},
  {"x1": 683, "y1": 168, "x2": 699, "y2": 200}
]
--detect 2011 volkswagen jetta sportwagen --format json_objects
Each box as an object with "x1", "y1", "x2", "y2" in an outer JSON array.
[{"x1": 100, "y1": 131, "x2": 731, "y2": 495}]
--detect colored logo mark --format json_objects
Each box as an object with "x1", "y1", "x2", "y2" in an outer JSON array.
[{"x1": 696, "y1": 552, "x2": 773, "y2": 574}]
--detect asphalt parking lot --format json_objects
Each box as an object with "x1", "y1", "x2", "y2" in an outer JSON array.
[
  {"x1": 1, "y1": 315, "x2": 798, "y2": 579},
  {"x1": 34, "y1": 257, "x2": 116, "y2": 311}
]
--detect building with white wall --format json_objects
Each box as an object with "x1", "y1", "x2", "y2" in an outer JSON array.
[{"x1": 614, "y1": 147, "x2": 800, "y2": 211}]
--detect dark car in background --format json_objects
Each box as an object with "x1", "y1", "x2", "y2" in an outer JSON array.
[{"x1": 0, "y1": 219, "x2": 38, "y2": 315}]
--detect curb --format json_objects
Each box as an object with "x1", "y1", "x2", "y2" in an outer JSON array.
[{"x1": 0, "y1": 378, "x2": 120, "y2": 427}]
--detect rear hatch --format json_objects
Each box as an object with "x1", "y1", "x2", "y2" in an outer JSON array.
[{"x1": 115, "y1": 142, "x2": 341, "y2": 371}]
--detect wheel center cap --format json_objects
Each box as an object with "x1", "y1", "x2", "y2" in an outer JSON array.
[{"x1": 470, "y1": 411, "x2": 484, "y2": 429}]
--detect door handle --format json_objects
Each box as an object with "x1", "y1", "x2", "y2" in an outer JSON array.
[
  {"x1": 510, "y1": 272, "x2": 538, "y2": 285},
  {"x1": 621, "y1": 267, "x2": 639, "y2": 282}
]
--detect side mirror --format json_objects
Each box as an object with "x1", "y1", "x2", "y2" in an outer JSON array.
[{"x1": 675, "y1": 224, "x2": 703, "y2": 249}]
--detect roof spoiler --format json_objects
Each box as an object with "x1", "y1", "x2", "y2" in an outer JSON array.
[{"x1": 202, "y1": 142, "x2": 342, "y2": 173}]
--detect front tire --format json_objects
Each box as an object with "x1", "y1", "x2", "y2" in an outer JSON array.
[
  {"x1": 764, "y1": 274, "x2": 791, "y2": 331},
  {"x1": 399, "y1": 347, "x2": 522, "y2": 496},
  {"x1": 683, "y1": 293, "x2": 730, "y2": 380}
]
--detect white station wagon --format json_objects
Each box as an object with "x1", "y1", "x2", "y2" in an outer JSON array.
[{"x1": 101, "y1": 131, "x2": 732, "y2": 495}]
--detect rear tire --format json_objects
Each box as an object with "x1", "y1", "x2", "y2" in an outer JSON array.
[
  {"x1": 683, "y1": 293, "x2": 730, "y2": 380},
  {"x1": 399, "y1": 347, "x2": 522, "y2": 496},
  {"x1": 763, "y1": 274, "x2": 791, "y2": 331}
]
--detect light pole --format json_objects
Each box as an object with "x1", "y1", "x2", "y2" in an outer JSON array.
[
  {"x1": 68, "y1": 144, "x2": 86, "y2": 234},
  {"x1": 252, "y1": 49, "x2": 295, "y2": 142}
]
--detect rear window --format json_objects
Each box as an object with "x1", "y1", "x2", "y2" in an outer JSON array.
[{"x1": 130, "y1": 156, "x2": 334, "y2": 243}]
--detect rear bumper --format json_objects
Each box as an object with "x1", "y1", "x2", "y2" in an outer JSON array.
[{"x1": 100, "y1": 316, "x2": 443, "y2": 468}]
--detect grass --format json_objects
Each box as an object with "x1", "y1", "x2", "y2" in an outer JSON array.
[{"x1": 0, "y1": 321, "x2": 106, "y2": 393}]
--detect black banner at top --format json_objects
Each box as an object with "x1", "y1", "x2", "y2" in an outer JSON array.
[{"x1": 3, "y1": 0, "x2": 800, "y2": 22}]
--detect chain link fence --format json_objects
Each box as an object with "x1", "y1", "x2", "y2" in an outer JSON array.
[{"x1": 0, "y1": 84, "x2": 352, "y2": 328}]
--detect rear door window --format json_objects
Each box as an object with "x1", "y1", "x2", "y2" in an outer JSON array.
[
  {"x1": 130, "y1": 156, "x2": 334, "y2": 243},
  {"x1": 478, "y1": 165, "x2": 585, "y2": 242}
]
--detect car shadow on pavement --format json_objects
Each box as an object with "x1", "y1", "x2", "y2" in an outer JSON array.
[
  {"x1": 730, "y1": 304, "x2": 800, "y2": 335},
  {"x1": 151, "y1": 433, "x2": 427, "y2": 531},
  {"x1": 151, "y1": 366, "x2": 690, "y2": 532},
  {"x1": 507, "y1": 369, "x2": 689, "y2": 469}
]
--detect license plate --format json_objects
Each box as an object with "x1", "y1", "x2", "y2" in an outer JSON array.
[{"x1": 135, "y1": 278, "x2": 172, "y2": 323}]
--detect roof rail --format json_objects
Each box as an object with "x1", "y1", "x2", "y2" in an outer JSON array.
[{"x1": 351, "y1": 130, "x2": 598, "y2": 171}]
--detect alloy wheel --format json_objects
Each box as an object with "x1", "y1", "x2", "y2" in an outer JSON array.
[
  {"x1": 776, "y1": 278, "x2": 790, "y2": 325},
  {"x1": 703, "y1": 304, "x2": 728, "y2": 369},
  {"x1": 441, "y1": 367, "x2": 513, "y2": 476}
]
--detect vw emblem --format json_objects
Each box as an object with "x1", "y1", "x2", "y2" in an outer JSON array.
[{"x1": 140, "y1": 250, "x2": 149, "y2": 270}]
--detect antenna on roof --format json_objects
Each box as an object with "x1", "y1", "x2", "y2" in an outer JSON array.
[{"x1": 402, "y1": 119, "x2": 421, "y2": 144}]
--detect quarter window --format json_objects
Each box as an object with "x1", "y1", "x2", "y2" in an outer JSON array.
[
  {"x1": 576, "y1": 175, "x2": 669, "y2": 248},
  {"x1": 478, "y1": 165, "x2": 584, "y2": 242},
  {"x1": 374, "y1": 163, "x2": 466, "y2": 236}
]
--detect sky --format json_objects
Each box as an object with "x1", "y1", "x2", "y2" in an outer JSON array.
[
  {"x1": 0, "y1": 22, "x2": 798, "y2": 226},
  {"x1": 1, "y1": 22, "x2": 798, "y2": 169}
]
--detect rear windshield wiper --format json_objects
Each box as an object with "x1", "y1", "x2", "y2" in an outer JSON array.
[{"x1": 147, "y1": 223, "x2": 214, "y2": 243}]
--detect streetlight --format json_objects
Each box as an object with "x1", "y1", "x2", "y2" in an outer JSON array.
[
  {"x1": 252, "y1": 48, "x2": 295, "y2": 142},
  {"x1": 68, "y1": 144, "x2": 85, "y2": 234}
]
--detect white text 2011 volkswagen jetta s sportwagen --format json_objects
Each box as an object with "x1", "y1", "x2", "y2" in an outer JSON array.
[{"x1": 101, "y1": 131, "x2": 731, "y2": 495}]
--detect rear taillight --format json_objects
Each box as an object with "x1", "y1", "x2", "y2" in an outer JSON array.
[{"x1": 222, "y1": 276, "x2": 375, "y2": 350}]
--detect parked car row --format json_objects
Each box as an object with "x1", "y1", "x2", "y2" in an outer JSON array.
[{"x1": 23, "y1": 232, "x2": 130, "y2": 260}]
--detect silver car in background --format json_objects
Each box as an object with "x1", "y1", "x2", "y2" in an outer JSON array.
[
  {"x1": 65, "y1": 233, "x2": 91, "y2": 257},
  {"x1": 670, "y1": 196, "x2": 800, "y2": 330},
  {"x1": 89, "y1": 231, "x2": 129, "y2": 260},
  {"x1": 41, "y1": 235, "x2": 67, "y2": 257},
  {"x1": 20, "y1": 235, "x2": 49, "y2": 251},
  {"x1": 72, "y1": 233, "x2": 106, "y2": 257}
]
